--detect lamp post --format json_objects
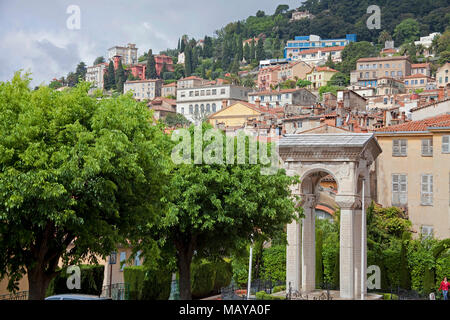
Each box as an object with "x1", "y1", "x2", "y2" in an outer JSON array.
[
  {"x1": 247, "y1": 238, "x2": 254, "y2": 300},
  {"x1": 109, "y1": 252, "x2": 117, "y2": 298},
  {"x1": 361, "y1": 179, "x2": 366, "y2": 300}
]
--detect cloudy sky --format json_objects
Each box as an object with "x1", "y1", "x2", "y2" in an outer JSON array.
[{"x1": 0, "y1": 0, "x2": 303, "y2": 86}]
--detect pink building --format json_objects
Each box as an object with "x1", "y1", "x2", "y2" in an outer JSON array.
[{"x1": 257, "y1": 66, "x2": 280, "y2": 91}]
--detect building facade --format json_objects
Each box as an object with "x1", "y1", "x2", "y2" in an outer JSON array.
[
  {"x1": 107, "y1": 43, "x2": 138, "y2": 65},
  {"x1": 124, "y1": 79, "x2": 163, "y2": 101},
  {"x1": 306, "y1": 66, "x2": 338, "y2": 90},
  {"x1": 285, "y1": 46, "x2": 345, "y2": 65},
  {"x1": 162, "y1": 82, "x2": 177, "y2": 98},
  {"x1": 277, "y1": 60, "x2": 313, "y2": 82},
  {"x1": 176, "y1": 84, "x2": 251, "y2": 123},
  {"x1": 257, "y1": 66, "x2": 280, "y2": 91},
  {"x1": 375, "y1": 114, "x2": 450, "y2": 239},
  {"x1": 85, "y1": 63, "x2": 107, "y2": 89},
  {"x1": 248, "y1": 88, "x2": 317, "y2": 108},
  {"x1": 437, "y1": 62, "x2": 450, "y2": 88},
  {"x1": 284, "y1": 34, "x2": 356, "y2": 59}
]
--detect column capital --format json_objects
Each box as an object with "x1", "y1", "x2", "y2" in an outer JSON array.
[
  {"x1": 300, "y1": 193, "x2": 317, "y2": 208},
  {"x1": 335, "y1": 194, "x2": 361, "y2": 210}
]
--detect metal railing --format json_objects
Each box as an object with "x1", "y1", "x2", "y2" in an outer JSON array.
[
  {"x1": 0, "y1": 291, "x2": 29, "y2": 300},
  {"x1": 100, "y1": 283, "x2": 129, "y2": 300}
]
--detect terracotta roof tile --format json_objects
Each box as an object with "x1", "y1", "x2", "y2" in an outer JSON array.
[{"x1": 375, "y1": 114, "x2": 450, "y2": 132}]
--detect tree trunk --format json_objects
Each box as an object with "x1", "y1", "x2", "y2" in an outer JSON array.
[
  {"x1": 175, "y1": 236, "x2": 196, "y2": 300},
  {"x1": 27, "y1": 266, "x2": 53, "y2": 300}
]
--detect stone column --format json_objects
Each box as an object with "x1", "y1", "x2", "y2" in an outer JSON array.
[
  {"x1": 301, "y1": 194, "x2": 316, "y2": 293},
  {"x1": 353, "y1": 209, "x2": 362, "y2": 299},
  {"x1": 286, "y1": 220, "x2": 301, "y2": 291},
  {"x1": 336, "y1": 196, "x2": 357, "y2": 299}
]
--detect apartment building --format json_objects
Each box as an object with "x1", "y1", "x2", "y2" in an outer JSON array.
[
  {"x1": 375, "y1": 114, "x2": 450, "y2": 239},
  {"x1": 257, "y1": 66, "x2": 280, "y2": 91},
  {"x1": 85, "y1": 62, "x2": 108, "y2": 89},
  {"x1": 404, "y1": 74, "x2": 435, "y2": 93},
  {"x1": 277, "y1": 60, "x2": 313, "y2": 82},
  {"x1": 176, "y1": 84, "x2": 251, "y2": 123},
  {"x1": 162, "y1": 82, "x2": 177, "y2": 98},
  {"x1": 286, "y1": 46, "x2": 345, "y2": 65},
  {"x1": 284, "y1": 34, "x2": 356, "y2": 60},
  {"x1": 248, "y1": 88, "x2": 317, "y2": 108},
  {"x1": 437, "y1": 62, "x2": 450, "y2": 88},
  {"x1": 177, "y1": 76, "x2": 205, "y2": 89},
  {"x1": 376, "y1": 77, "x2": 406, "y2": 96},
  {"x1": 124, "y1": 79, "x2": 163, "y2": 101},
  {"x1": 351, "y1": 56, "x2": 412, "y2": 87},
  {"x1": 306, "y1": 66, "x2": 338, "y2": 90},
  {"x1": 411, "y1": 63, "x2": 431, "y2": 77},
  {"x1": 108, "y1": 43, "x2": 138, "y2": 65},
  {"x1": 290, "y1": 10, "x2": 314, "y2": 21}
]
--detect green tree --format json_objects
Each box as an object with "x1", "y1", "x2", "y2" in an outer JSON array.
[
  {"x1": 378, "y1": 31, "x2": 392, "y2": 44},
  {"x1": 93, "y1": 56, "x2": 105, "y2": 65},
  {"x1": 274, "y1": 4, "x2": 289, "y2": 16},
  {"x1": 145, "y1": 49, "x2": 157, "y2": 79},
  {"x1": 115, "y1": 60, "x2": 126, "y2": 93},
  {"x1": 49, "y1": 80, "x2": 62, "y2": 90},
  {"x1": 184, "y1": 45, "x2": 192, "y2": 77},
  {"x1": 337, "y1": 41, "x2": 380, "y2": 75},
  {"x1": 0, "y1": 72, "x2": 170, "y2": 299},
  {"x1": 256, "y1": 39, "x2": 265, "y2": 61},
  {"x1": 328, "y1": 72, "x2": 350, "y2": 87},
  {"x1": 243, "y1": 43, "x2": 251, "y2": 62},
  {"x1": 105, "y1": 61, "x2": 116, "y2": 90},
  {"x1": 393, "y1": 18, "x2": 421, "y2": 46},
  {"x1": 316, "y1": 228, "x2": 324, "y2": 286},
  {"x1": 75, "y1": 62, "x2": 87, "y2": 83},
  {"x1": 296, "y1": 79, "x2": 312, "y2": 88},
  {"x1": 153, "y1": 124, "x2": 301, "y2": 299}
]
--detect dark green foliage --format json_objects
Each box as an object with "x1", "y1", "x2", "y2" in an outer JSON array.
[
  {"x1": 255, "y1": 291, "x2": 285, "y2": 300},
  {"x1": 115, "y1": 60, "x2": 125, "y2": 93},
  {"x1": 93, "y1": 56, "x2": 105, "y2": 65},
  {"x1": 145, "y1": 49, "x2": 157, "y2": 79},
  {"x1": 256, "y1": 39, "x2": 265, "y2": 61},
  {"x1": 212, "y1": 259, "x2": 233, "y2": 291},
  {"x1": 423, "y1": 268, "x2": 435, "y2": 295},
  {"x1": 184, "y1": 45, "x2": 192, "y2": 76},
  {"x1": 105, "y1": 61, "x2": 115, "y2": 90},
  {"x1": 123, "y1": 266, "x2": 172, "y2": 300},
  {"x1": 261, "y1": 244, "x2": 286, "y2": 282},
  {"x1": 315, "y1": 229, "x2": 324, "y2": 286},
  {"x1": 51, "y1": 265, "x2": 105, "y2": 296},
  {"x1": 123, "y1": 266, "x2": 146, "y2": 300},
  {"x1": 191, "y1": 260, "x2": 216, "y2": 299},
  {"x1": 163, "y1": 113, "x2": 191, "y2": 127},
  {"x1": 399, "y1": 232, "x2": 411, "y2": 289}
]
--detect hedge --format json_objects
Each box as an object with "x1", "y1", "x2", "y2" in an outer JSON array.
[
  {"x1": 123, "y1": 266, "x2": 172, "y2": 300},
  {"x1": 212, "y1": 260, "x2": 233, "y2": 292},
  {"x1": 255, "y1": 291, "x2": 285, "y2": 300},
  {"x1": 50, "y1": 264, "x2": 105, "y2": 296},
  {"x1": 191, "y1": 261, "x2": 216, "y2": 299},
  {"x1": 272, "y1": 285, "x2": 286, "y2": 293}
]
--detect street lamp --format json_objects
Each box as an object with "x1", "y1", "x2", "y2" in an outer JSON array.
[{"x1": 109, "y1": 252, "x2": 117, "y2": 298}]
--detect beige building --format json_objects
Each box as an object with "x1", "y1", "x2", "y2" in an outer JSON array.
[
  {"x1": 177, "y1": 76, "x2": 205, "y2": 89},
  {"x1": 403, "y1": 74, "x2": 435, "y2": 93},
  {"x1": 124, "y1": 79, "x2": 163, "y2": 101},
  {"x1": 162, "y1": 82, "x2": 177, "y2": 98},
  {"x1": 85, "y1": 63, "x2": 107, "y2": 89},
  {"x1": 375, "y1": 114, "x2": 450, "y2": 239},
  {"x1": 108, "y1": 43, "x2": 138, "y2": 65},
  {"x1": 306, "y1": 66, "x2": 338, "y2": 91},
  {"x1": 277, "y1": 60, "x2": 313, "y2": 82},
  {"x1": 352, "y1": 56, "x2": 412, "y2": 87},
  {"x1": 437, "y1": 62, "x2": 450, "y2": 88}
]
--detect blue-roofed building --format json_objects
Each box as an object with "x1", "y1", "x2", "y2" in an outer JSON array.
[{"x1": 284, "y1": 34, "x2": 357, "y2": 60}]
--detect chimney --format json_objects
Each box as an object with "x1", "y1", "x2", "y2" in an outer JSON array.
[
  {"x1": 222, "y1": 100, "x2": 228, "y2": 109},
  {"x1": 266, "y1": 102, "x2": 270, "y2": 109},
  {"x1": 401, "y1": 111, "x2": 406, "y2": 122},
  {"x1": 113, "y1": 55, "x2": 121, "y2": 70},
  {"x1": 255, "y1": 99, "x2": 261, "y2": 108},
  {"x1": 337, "y1": 100, "x2": 344, "y2": 117},
  {"x1": 383, "y1": 109, "x2": 387, "y2": 126}
]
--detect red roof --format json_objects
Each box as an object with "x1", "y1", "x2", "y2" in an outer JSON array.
[
  {"x1": 411, "y1": 63, "x2": 430, "y2": 68},
  {"x1": 248, "y1": 88, "x2": 307, "y2": 96},
  {"x1": 314, "y1": 66, "x2": 338, "y2": 73},
  {"x1": 375, "y1": 114, "x2": 450, "y2": 132},
  {"x1": 180, "y1": 76, "x2": 204, "y2": 81},
  {"x1": 403, "y1": 74, "x2": 433, "y2": 80}
]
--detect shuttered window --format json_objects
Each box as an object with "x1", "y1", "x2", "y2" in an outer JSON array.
[
  {"x1": 421, "y1": 225, "x2": 433, "y2": 239},
  {"x1": 392, "y1": 174, "x2": 407, "y2": 206},
  {"x1": 393, "y1": 139, "x2": 407, "y2": 156},
  {"x1": 421, "y1": 174, "x2": 433, "y2": 206},
  {"x1": 443, "y1": 136, "x2": 450, "y2": 153},
  {"x1": 421, "y1": 139, "x2": 433, "y2": 156}
]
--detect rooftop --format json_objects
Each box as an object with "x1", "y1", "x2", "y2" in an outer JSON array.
[
  {"x1": 375, "y1": 114, "x2": 450, "y2": 133},
  {"x1": 279, "y1": 133, "x2": 376, "y2": 147}
]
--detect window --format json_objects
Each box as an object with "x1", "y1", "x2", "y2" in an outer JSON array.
[
  {"x1": 421, "y1": 225, "x2": 434, "y2": 239},
  {"x1": 405, "y1": 80, "x2": 409, "y2": 85},
  {"x1": 421, "y1": 139, "x2": 433, "y2": 156},
  {"x1": 393, "y1": 139, "x2": 407, "y2": 156},
  {"x1": 189, "y1": 91, "x2": 193, "y2": 97},
  {"x1": 220, "y1": 88, "x2": 226, "y2": 94},
  {"x1": 120, "y1": 252, "x2": 126, "y2": 271},
  {"x1": 200, "y1": 90, "x2": 205, "y2": 96},
  {"x1": 195, "y1": 91, "x2": 199, "y2": 96},
  {"x1": 134, "y1": 251, "x2": 141, "y2": 266},
  {"x1": 212, "y1": 103, "x2": 216, "y2": 112},
  {"x1": 195, "y1": 105, "x2": 199, "y2": 114},
  {"x1": 443, "y1": 136, "x2": 450, "y2": 153},
  {"x1": 392, "y1": 174, "x2": 407, "y2": 206},
  {"x1": 206, "y1": 90, "x2": 211, "y2": 96},
  {"x1": 421, "y1": 174, "x2": 433, "y2": 205},
  {"x1": 181, "y1": 107, "x2": 184, "y2": 114},
  {"x1": 212, "y1": 89, "x2": 217, "y2": 95},
  {"x1": 189, "y1": 105, "x2": 193, "y2": 114},
  {"x1": 206, "y1": 104, "x2": 210, "y2": 112}
]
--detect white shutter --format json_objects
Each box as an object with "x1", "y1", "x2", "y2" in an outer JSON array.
[
  {"x1": 393, "y1": 140, "x2": 400, "y2": 155},
  {"x1": 421, "y1": 174, "x2": 433, "y2": 205},
  {"x1": 421, "y1": 139, "x2": 433, "y2": 156},
  {"x1": 443, "y1": 136, "x2": 450, "y2": 153},
  {"x1": 400, "y1": 140, "x2": 407, "y2": 155},
  {"x1": 392, "y1": 174, "x2": 407, "y2": 205}
]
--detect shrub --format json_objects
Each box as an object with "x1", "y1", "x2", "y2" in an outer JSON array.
[
  {"x1": 141, "y1": 268, "x2": 172, "y2": 300},
  {"x1": 261, "y1": 244, "x2": 286, "y2": 282},
  {"x1": 213, "y1": 259, "x2": 233, "y2": 292},
  {"x1": 255, "y1": 291, "x2": 285, "y2": 300},
  {"x1": 316, "y1": 229, "x2": 324, "y2": 286},
  {"x1": 191, "y1": 260, "x2": 216, "y2": 299},
  {"x1": 51, "y1": 264, "x2": 105, "y2": 296},
  {"x1": 382, "y1": 293, "x2": 398, "y2": 300},
  {"x1": 272, "y1": 285, "x2": 286, "y2": 293},
  {"x1": 123, "y1": 266, "x2": 146, "y2": 300}
]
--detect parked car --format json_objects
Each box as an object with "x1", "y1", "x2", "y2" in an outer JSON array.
[{"x1": 45, "y1": 294, "x2": 111, "y2": 300}]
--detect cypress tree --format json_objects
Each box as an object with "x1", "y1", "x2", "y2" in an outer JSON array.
[
  {"x1": 115, "y1": 60, "x2": 125, "y2": 93},
  {"x1": 250, "y1": 39, "x2": 256, "y2": 61},
  {"x1": 243, "y1": 43, "x2": 250, "y2": 62},
  {"x1": 237, "y1": 35, "x2": 243, "y2": 62},
  {"x1": 145, "y1": 49, "x2": 157, "y2": 79},
  {"x1": 184, "y1": 45, "x2": 192, "y2": 77},
  {"x1": 332, "y1": 251, "x2": 339, "y2": 288},
  {"x1": 231, "y1": 55, "x2": 240, "y2": 74},
  {"x1": 256, "y1": 39, "x2": 265, "y2": 61},
  {"x1": 399, "y1": 232, "x2": 411, "y2": 289},
  {"x1": 106, "y1": 61, "x2": 116, "y2": 90}
]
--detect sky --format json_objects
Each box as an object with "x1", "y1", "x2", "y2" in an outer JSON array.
[{"x1": 0, "y1": 0, "x2": 303, "y2": 86}]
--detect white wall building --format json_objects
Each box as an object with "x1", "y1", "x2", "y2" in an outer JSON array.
[
  {"x1": 85, "y1": 63, "x2": 107, "y2": 89},
  {"x1": 176, "y1": 84, "x2": 251, "y2": 123},
  {"x1": 414, "y1": 32, "x2": 441, "y2": 56},
  {"x1": 124, "y1": 79, "x2": 163, "y2": 101},
  {"x1": 108, "y1": 43, "x2": 138, "y2": 65}
]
